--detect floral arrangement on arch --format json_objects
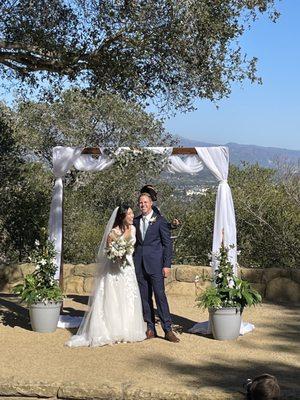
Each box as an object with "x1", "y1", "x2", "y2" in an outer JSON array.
[{"x1": 105, "y1": 147, "x2": 171, "y2": 174}]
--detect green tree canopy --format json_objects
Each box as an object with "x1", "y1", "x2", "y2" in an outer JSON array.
[
  {"x1": 2, "y1": 91, "x2": 175, "y2": 263},
  {"x1": 0, "y1": 104, "x2": 51, "y2": 262},
  {"x1": 13, "y1": 89, "x2": 174, "y2": 164},
  {"x1": 173, "y1": 163, "x2": 300, "y2": 269},
  {"x1": 1, "y1": 0, "x2": 278, "y2": 109}
]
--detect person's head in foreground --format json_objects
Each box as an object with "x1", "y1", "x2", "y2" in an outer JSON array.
[{"x1": 246, "y1": 374, "x2": 280, "y2": 400}]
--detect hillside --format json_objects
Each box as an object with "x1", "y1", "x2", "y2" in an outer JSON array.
[
  {"x1": 178, "y1": 137, "x2": 300, "y2": 167},
  {"x1": 159, "y1": 137, "x2": 299, "y2": 196}
]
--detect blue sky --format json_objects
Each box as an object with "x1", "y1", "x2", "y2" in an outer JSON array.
[{"x1": 162, "y1": 0, "x2": 300, "y2": 151}]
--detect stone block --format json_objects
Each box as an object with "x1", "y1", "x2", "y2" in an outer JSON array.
[
  {"x1": 63, "y1": 276, "x2": 84, "y2": 295},
  {"x1": 74, "y1": 263, "x2": 98, "y2": 277},
  {"x1": 3, "y1": 265, "x2": 23, "y2": 282},
  {"x1": 175, "y1": 265, "x2": 211, "y2": 283},
  {"x1": 19, "y1": 263, "x2": 36, "y2": 277},
  {"x1": 57, "y1": 383, "x2": 122, "y2": 399},
  {"x1": 83, "y1": 277, "x2": 94, "y2": 294},
  {"x1": 7, "y1": 279, "x2": 24, "y2": 290},
  {"x1": 0, "y1": 282, "x2": 10, "y2": 293},
  {"x1": 0, "y1": 265, "x2": 23, "y2": 292},
  {"x1": 123, "y1": 385, "x2": 238, "y2": 400},
  {"x1": 0, "y1": 381, "x2": 59, "y2": 397},
  {"x1": 166, "y1": 281, "x2": 197, "y2": 297},
  {"x1": 262, "y1": 268, "x2": 291, "y2": 283},
  {"x1": 194, "y1": 280, "x2": 212, "y2": 297},
  {"x1": 62, "y1": 263, "x2": 75, "y2": 278},
  {"x1": 291, "y1": 269, "x2": 300, "y2": 284},
  {"x1": 265, "y1": 277, "x2": 300, "y2": 303},
  {"x1": 251, "y1": 283, "x2": 267, "y2": 298},
  {"x1": 239, "y1": 268, "x2": 263, "y2": 283}
]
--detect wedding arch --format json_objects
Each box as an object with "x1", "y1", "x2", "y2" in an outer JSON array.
[{"x1": 49, "y1": 146, "x2": 237, "y2": 283}]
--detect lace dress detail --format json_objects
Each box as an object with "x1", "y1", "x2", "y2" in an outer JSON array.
[{"x1": 66, "y1": 225, "x2": 146, "y2": 347}]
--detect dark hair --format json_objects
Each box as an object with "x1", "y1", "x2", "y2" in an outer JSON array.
[
  {"x1": 113, "y1": 204, "x2": 131, "y2": 229},
  {"x1": 140, "y1": 185, "x2": 157, "y2": 201},
  {"x1": 246, "y1": 374, "x2": 280, "y2": 400}
]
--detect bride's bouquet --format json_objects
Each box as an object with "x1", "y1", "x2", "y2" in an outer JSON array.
[{"x1": 105, "y1": 237, "x2": 134, "y2": 267}]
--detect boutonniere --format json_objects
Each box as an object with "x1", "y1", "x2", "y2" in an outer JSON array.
[{"x1": 149, "y1": 216, "x2": 157, "y2": 225}]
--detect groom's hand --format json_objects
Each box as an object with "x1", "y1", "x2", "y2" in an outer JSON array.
[{"x1": 162, "y1": 267, "x2": 171, "y2": 278}]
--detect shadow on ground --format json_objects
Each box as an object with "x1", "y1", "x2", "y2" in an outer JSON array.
[
  {"x1": 136, "y1": 301, "x2": 300, "y2": 398},
  {"x1": 135, "y1": 353, "x2": 300, "y2": 398},
  {"x1": 61, "y1": 295, "x2": 201, "y2": 336},
  {"x1": 240, "y1": 302, "x2": 300, "y2": 355},
  {"x1": 0, "y1": 293, "x2": 30, "y2": 329},
  {"x1": 0, "y1": 294, "x2": 299, "y2": 399}
]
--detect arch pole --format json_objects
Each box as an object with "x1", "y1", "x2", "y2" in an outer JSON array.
[{"x1": 81, "y1": 147, "x2": 198, "y2": 155}]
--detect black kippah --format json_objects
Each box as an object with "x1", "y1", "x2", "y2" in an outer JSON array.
[{"x1": 140, "y1": 185, "x2": 157, "y2": 201}]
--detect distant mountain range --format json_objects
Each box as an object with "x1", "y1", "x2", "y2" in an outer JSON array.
[{"x1": 179, "y1": 137, "x2": 300, "y2": 167}]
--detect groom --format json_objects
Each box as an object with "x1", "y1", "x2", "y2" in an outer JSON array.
[{"x1": 133, "y1": 193, "x2": 180, "y2": 343}]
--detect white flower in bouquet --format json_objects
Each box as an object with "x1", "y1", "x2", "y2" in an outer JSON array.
[{"x1": 105, "y1": 237, "x2": 135, "y2": 267}]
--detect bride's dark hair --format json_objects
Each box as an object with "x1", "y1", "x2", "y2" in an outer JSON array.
[{"x1": 113, "y1": 204, "x2": 132, "y2": 229}]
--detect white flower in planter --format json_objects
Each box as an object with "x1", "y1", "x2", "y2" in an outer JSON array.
[{"x1": 228, "y1": 279, "x2": 235, "y2": 289}]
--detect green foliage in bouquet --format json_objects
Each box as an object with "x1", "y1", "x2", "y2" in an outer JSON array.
[
  {"x1": 196, "y1": 243, "x2": 262, "y2": 312},
  {"x1": 13, "y1": 229, "x2": 63, "y2": 305}
]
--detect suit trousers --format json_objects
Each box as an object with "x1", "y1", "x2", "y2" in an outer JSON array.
[{"x1": 136, "y1": 262, "x2": 172, "y2": 333}]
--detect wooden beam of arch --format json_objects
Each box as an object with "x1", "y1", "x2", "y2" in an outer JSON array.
[{"x1": 81, "y1": 147, "x2": 198, "y2": 155}]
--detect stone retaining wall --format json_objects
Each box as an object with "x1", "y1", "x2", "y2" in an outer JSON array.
[{"x1": 1, "y1": 263, "x2": 300, "y2": 303}]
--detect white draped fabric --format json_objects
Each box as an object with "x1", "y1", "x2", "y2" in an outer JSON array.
[
  {"x1": 49, "y1": 147, "x2": 114, "y2": 279},
  {"x1": 168, "y1": 155, "x2": 203, "y2": 174},
  {"x1": 49, "y1": 145, "x2": 251, "y2": 335},
  {"x1": 195, "y1": 147, "x2": 237, "y2": 273},
  {"x1": 49, "y1": 145, "x2": 236, "y2": 279},
  {"x1": 188, "y1": 320, "x2": 255, "y2": 336}
]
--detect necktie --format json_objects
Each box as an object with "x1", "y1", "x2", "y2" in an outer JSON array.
[{"x1": 142, "y1": 216, "x2": 148, "y2": 240}]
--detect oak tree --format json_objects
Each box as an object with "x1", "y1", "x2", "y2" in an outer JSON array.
[{"x1": 1, "y1": 0, "x2": 278, "y2": 109}]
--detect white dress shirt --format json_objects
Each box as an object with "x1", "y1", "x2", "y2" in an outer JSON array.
[{"x1": 140, "y1": 210, "x2": 154, "y2": 240}]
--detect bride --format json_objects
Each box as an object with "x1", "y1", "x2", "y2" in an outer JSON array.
[{"x1": 66, "y1": 204, "x2": 146, "y2": 347}]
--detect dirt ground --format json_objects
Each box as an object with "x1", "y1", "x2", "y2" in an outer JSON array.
[{"x1": 0, "y1": 290, "x2": 299, "y2": 399}]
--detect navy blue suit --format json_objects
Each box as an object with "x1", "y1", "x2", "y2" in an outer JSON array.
[{"x1": 133, "y1": 211, "x2": 173, "y2": 333}]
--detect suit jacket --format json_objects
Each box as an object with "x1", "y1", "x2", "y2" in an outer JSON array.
[{"x1": 133, "y1": 212, "x2": 172, "y2": 275}]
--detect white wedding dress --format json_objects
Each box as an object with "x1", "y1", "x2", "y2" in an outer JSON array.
[{"x1": 66, "y1": 208, "x2": 146, "y2": 347}]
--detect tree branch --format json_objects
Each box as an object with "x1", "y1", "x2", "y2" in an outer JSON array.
[{"x1": 0, "y1": 49, "x2": 80, "y2": 75}]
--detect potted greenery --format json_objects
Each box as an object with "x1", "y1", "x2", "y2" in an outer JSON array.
[
  {"x1": 13, "y1": 229, "x2": 63, "y2": 333},
  {"x1": 196, "y1": 243, "x2": 262, "y2": 340}
]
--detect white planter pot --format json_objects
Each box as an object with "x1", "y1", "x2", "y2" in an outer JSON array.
[
  {"x1": 209, "y1": 307, "x2": 242, "y2": 340},
  {"x1": 29, "y1": 301, "x2": 62, "y2": 333}
]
